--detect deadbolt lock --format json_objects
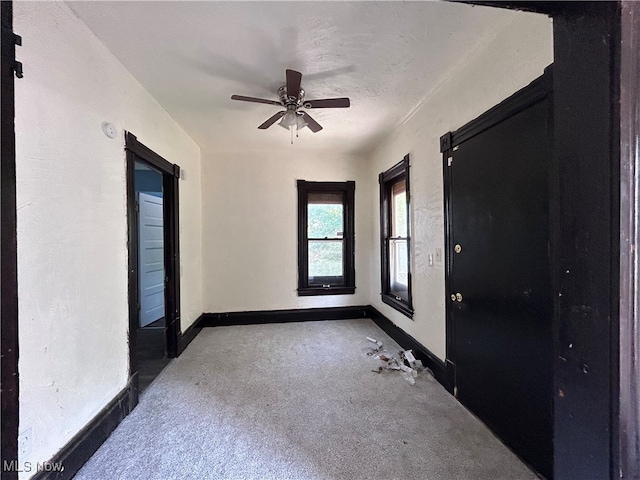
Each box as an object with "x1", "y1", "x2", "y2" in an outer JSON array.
[
  {"x1": 454, "y1": 244, "x2": 462, "y2": 254},
  {"x1": 450, "y1": 294, "x2": 456, "y2": 301},
  {"x1": 455, "y1": 292, "x2": 463, "y2": 302}
]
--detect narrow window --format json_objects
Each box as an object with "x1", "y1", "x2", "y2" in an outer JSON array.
[
  {"x1": 297, "y1": 180, "x2": 355, "y2": 296},
  {"x1": 380, "y1": 155, "x2": 413, "y2": 317}
]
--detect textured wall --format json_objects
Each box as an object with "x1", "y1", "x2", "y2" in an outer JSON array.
[
  {"x1": 12, "y1": 2, "x2": 552, "y2": 475},
  {"x1": 14, "y1": 2, "x2": 202, "y2": 475},
  {"x1": 367, "y1": 12, "x2": 554, "y2": 360},
  {"x1": 201, "y1": 148, "x2": 372, "y2": 313}
]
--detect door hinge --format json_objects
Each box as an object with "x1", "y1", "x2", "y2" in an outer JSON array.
[
  {"x1": 439, "y1": 132, "x2": 452, "y2": 152},
  {"x1": 13, "y1": 60, "x2": 23, "y2": 79},
  {"x1": 2, "y1": 27, "x2": 23, "y2": 78},
  {"x1": 135, "y1": 202, "x2": 139, "y2": 212},
  {"x1": 8, "y1": 31, "x2": 22, "y2": 47},
  {"x1": 447, "y1": 157, "x2": 453, "y2": 167}
]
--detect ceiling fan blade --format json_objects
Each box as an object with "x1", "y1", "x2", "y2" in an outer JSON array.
[
  {"x1": 258, "y1": 111, "x2": 286, "y2": 129},
  {"x1": 286, "y1": 69, "x2": 302, "y2": 99},
  {"x1": 231, "y1": 95, "x2": 281, "y2": 106},
  {"x1": 304, "y1": 98, "x2": 351, "y2": 109},
  {"x1": 302, "y1": 112, "x2": 323, "y2": 133}
]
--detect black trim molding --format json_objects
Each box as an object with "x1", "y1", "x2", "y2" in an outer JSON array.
[
  {"x1": 452, "y1": 1, "x2": 567, "y2": 15},
  {"x1": 30, "y1": 383, "x2": 134, "y2": 480},
  {"x1": 379, "y1": 155, "x2": 414, "y2": 318},
  {"x1": 25, "y1": 315, "x2": 204, "y2": 480},
  {"x1": 366, "y1": 306, "x2": 447, "y2": 388},
  {"x1": 23, "y1": 305, "x2": 446, "y2": 480},
  {"x1": 125, "y1": 132, "x2": 182, "y2": 407},
  {"x1": 198, "y1": 305, "x2": 448, "y2": 391},
  {"x1": 441, "y1": 67, "x2": 554, "y2": 389},
  {"x1": 440, "y1": 66, "x2": 553, "y2": 152},
  {"x1": 201, "y1": 306, "x2": 369, "y2": 327},
  {"x1": 441, "y1": 70, "x2": 554, "y2": 478},
  {"x1": 124, "y1": 132, "x2": 176, "y2": 175},
  {"x1": 297, "y1": 180, "x2": 356, "y2": 296},
  {"x1": 1, "y1": 2, "x2": 19, "y2": 476},
  {"x1": 552, "y1": 5, "x2": 621, "y2": 479},
  {"x1": 178, "y1": 314, "x2": 203, "y2": 356}
]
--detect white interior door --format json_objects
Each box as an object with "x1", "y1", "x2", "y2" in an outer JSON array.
[{"x1": 138, "y1": 192, "x2": 164, "y2": 327}]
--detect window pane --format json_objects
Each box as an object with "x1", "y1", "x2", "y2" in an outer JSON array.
[
  {"x1": 390, "y1": 238, "x2": 408, "y2": 297},
  {"x1": 392, "y1": 179, "x2": 407, "y2": 237},
  {"x1": 308, "y1": 240, "x2": 343, "y2": 279},
  {"x1": 308, "y1": 199, "x2": 343, "y2": 239},
  {"x1": 379, "y1": 157, "x2": 412, "y2": 314}
]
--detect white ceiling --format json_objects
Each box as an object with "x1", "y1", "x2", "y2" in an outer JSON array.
[{"x1": 68, "y1": 1, "x2": 524, "y2": 155}]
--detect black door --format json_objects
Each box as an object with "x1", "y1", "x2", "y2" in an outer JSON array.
[{"x1": 445, "y1": 79, "x2": 553, "y2": 477}]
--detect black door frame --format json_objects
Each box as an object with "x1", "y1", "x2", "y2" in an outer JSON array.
[
  {"x1": 2, "y1": 1, "x2": 636, "y2": 479},
  {"x1": 441, "y1": 68, "x2": 554, "y2": 476},
  {"x1": 1, "y1": 1, "x2": 20, "y2": 478},
  {"x1": 441, "y1": 70, "x2": 554, "y2": 378},
  {"x1": 125, "y1": 132, "x2": 181, "y2": 406},
  {"x1": 449, "y1": 2, "x2": 636, "y2": 478}
]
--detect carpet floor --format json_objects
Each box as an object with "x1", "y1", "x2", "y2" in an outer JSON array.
[{"x1": 75, "y1": 319, "x2": 538, "y2": 480}]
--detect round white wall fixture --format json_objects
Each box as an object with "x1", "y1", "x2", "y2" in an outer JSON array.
[{"x1": 101, "y1": 121, "x2": 117, "y2": 139}]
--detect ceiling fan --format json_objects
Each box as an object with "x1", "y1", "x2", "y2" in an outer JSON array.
[{"x1": 231, "y1": 69, "x2": 350, "y2": 143}]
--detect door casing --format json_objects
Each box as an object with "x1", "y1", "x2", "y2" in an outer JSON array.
[
  {"x1": 125, "y1": 132, "x2": 181, "y2": 406},
  {"x1": 441, "y1": 68, "x2": 554, "y2": 477},
  {"x1": 1, "y1": 2, "x2": 635, "y2": 479},
  {"x1": 1, "y1": 2, "x2": 20, "y2": 477}
]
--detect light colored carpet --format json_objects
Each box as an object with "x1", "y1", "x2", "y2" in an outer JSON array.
[{"x1": 75, "y1": 319, "x2": 538, "y2": 480}]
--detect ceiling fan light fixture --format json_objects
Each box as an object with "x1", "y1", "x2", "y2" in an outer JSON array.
[
  {"x1": 278, "y1": 110, "x2": 298, "y2": 129},
  {"x1": 296, "y1": 112, "x2": 308, "y2": 130},
  {"x1": 278, "y1": 112, "x2": 307, "y2": 130},
  {"x1": 278, "y1": 111, "x2": 308, "y2": 144}
]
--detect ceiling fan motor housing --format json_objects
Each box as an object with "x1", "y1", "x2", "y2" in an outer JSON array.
[{"x1": 278, "y1": 85, "x2": 304, "y2": 108}]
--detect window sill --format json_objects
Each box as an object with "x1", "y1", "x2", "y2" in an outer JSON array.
[
  {"x1": 381, "y1": 294, "x2": 414, "y2": 318},
  {"x1": 298, "y1": 287, "x2": 356, "y2": 296}
]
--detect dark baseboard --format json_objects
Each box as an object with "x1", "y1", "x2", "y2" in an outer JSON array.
[
  {"x1": 366, "y1": 305, "x2": 449, "y2": 390},
  {"x1": 178, "y1": 314, "x2": 203, "y2": 356},
  {"x1": 201, "y1": 305, "x2": 369, "y2": 327},
  {"x1": 31, "y1": 382, "x2": 134, "y2": 480},
  {"x1": 201, "y1": 305, "x2": 449, "y2": 390},
  {"x1": 27, "y1": 306, "x2": 447, "y2": 480}
]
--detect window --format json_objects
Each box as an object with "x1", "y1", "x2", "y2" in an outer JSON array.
[
  {"x1": 297, "y1": 180, "x2": 355, "y2": 296},
  {"x1": 379, "y1": 155, "x2": 413, "y2": 317}
]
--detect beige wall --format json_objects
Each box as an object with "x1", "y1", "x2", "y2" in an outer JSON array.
[
  {"x1": 367, "y1": 12, "x2": 554, "y2": 360},
  {"x1": 12, "y1": 2, "x2": 552, "y2": 477},
  {"x1": 201, "y1": 148, "x2": 372, "y2": 312},
  {"x1": 14, "y1": 3, "x2": 202, "y2": 476}
]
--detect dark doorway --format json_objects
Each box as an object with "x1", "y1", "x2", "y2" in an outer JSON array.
[
  {"x1": 134, "y1": 161, "x2": 167, "y2": 393},
  {"x1": 442, "y1": 70, "x2": 553, "y2": 477},
  {"x1": 125, "y1": 133, "x2": 181, "y2": 404}
]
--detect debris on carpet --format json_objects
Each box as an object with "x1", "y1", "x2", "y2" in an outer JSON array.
[
  {"x1": 366, "y1": 336, "x2": 384, "y2": 350},
  {"x1": 366, "y1": 337, "x2": 435, "y2": 385}
]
